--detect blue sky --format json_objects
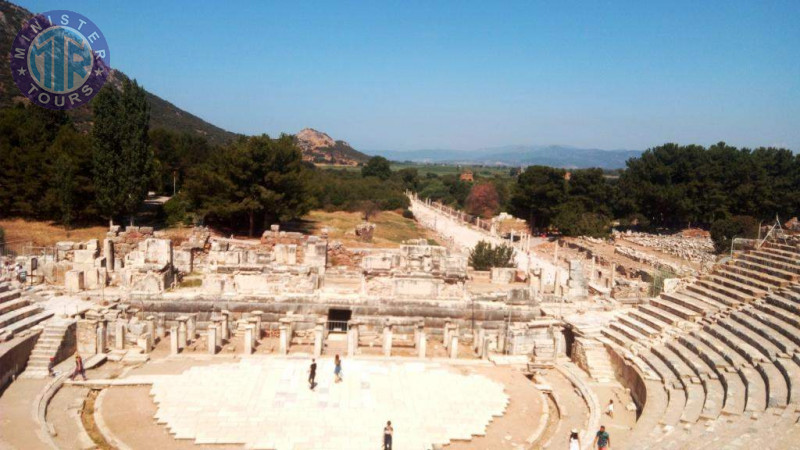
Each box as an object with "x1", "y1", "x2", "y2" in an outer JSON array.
[{"x1": 16, "y1": 0, "x2": 800, "y2": 152}]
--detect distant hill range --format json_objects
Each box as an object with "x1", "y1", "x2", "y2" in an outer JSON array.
[
  {"x1": 0, "y1": 1, "x2": 239, "y2": 146},
  {"x1": 370, "y1": 145, "x2": 643, "y2": 169},
  {"x1": 294, "y1": 128, "x2": 369, "y2": 165}
]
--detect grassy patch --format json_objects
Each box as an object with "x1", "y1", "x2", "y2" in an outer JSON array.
[
  {"x1": 301, "y1": 210, "x2": 432, "y2": 247},
  {"x1": 0, "y1": 218, "x2": 107, "y2": 252}
]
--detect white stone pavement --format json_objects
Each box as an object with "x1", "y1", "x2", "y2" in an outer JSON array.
[
  {"x1": 106, "y1": 358, "x2": 509, "y2": 450},
  {"x1": 409, "y1": 196, "x2": 567, "y2": 286}
]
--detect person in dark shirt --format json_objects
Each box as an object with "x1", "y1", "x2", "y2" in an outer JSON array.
[
  {"x1": 592, "y1": 425, "x2": 610, "y2": 450},
  {"x1": 308, "y1": 358, "x2": 317, "y2": 389},
  {"x1": 383, "y1": 420, "x2": 393, "y2": 449},
  {"x1": 69, "y1": 354, "x2": 86, "y2": 381}
]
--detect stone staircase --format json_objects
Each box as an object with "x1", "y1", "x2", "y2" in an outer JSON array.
[
  {"x1": 576, "y1": 338, "x2": 617, "y2": 382},
  {"x1": 21, "y1": 318, "x2": 76, "y2": 379},
  {"x1": 597, "y1": 238, "x2": 800, "y2": 449},
  {"x1": 0, "y1": 282, "x2": 53, "y2": 341}
]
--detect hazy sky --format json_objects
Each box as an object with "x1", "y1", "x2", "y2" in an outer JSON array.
[{"x1": 17, "y1": 1, "x2": 800, "y2": 152}]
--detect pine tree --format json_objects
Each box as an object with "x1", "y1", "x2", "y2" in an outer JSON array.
[{"x1": 92, "y1": 78, "x2": 152, "y2": 225}]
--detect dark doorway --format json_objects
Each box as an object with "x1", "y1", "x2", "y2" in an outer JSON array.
[
  {"x1": 327, "y1": 308, "x2": 352, "y2": 333},
  {"x1": 562, "y1": 326, "x2": 576, "y2": 358}
]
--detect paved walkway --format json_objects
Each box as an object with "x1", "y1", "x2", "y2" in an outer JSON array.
[{"x1": 96, "y1": 358, "x2": 509, "y2": 449}]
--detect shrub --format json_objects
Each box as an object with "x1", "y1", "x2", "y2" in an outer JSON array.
[
  {"x1": 402, "y1": 209, "x2": 414, "y2": 219},
  {"x1": 710, "y1": 215, "x2": 759, "y2": 254},
  {"x1": 0, "y1": 226, "x2": 5, "y2": 248},
  {"x1": 468, "y1": 240, "x2": 515, "y2": 270},
  {"x1": 163, "y1": 193, "x2": 195, "y2": 227}
]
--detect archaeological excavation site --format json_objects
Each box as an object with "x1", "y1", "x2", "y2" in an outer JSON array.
[{"x1": 1, "y1": 193, "x2": 799, "y2": 450}]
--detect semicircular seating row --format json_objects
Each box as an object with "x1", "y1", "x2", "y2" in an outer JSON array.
[{"x1": 599, "y1": 240, "x2": 800, "y2": 449}]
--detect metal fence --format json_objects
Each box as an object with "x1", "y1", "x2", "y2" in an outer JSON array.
[{"x1": 326, "y1": 320, "x2": 350, "y2": 333}]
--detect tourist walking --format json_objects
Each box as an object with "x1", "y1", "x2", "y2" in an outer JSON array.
[
  {"x1": 592, "y1": 425, "x2": 610, "y2": 450},
  {"x1": 69, "y1": 354, "x2": 87, "y2": 381},
  {"x1": 47, "y1": 357, "x2": 56, "y2": 377},
  {"x1": 308, "y1": 358, "x2": 317, "y2": 389},
  {"x1": 334, "y1": 354, "x2": 343, "y2": 383},
  {"x1": 606, "y1": 399, "x2": 614, "y2": 418},
  {"x1": 568, "y1": 428, "x2": 580, "y2": 450},
  {"x1": 383, "y1": 420, "x2": 393, "y2": 450}
]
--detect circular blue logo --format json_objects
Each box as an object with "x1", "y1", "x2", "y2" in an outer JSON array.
[{"x1": 9, "y1": 10, "x2": 110, "y2": 110}]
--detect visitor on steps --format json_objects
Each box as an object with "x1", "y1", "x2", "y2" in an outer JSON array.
[
  {"x1": 568, "y1": 428, "x2": 580, "y2": 450},
  {"x1": 606, "y1": 399, "x2": 614, "y2": 418},
  {"x1": 47, "y1": 357, "x2": 56, "y2": 377},
  {"x1": 593, "y1": 425, "x2": 610, "y2": 450},
  {"x1": 69, "y1": 354, "x2": 87, "y2": 381},
  {"x1": 308, "y1": 358, "x2": 317, "y2": 389},
  {"x1": 334, "y1": 354, "x2": 343, "y2": 383},
  {"x1": 383, "y1": 420, "x2": 393, "y2": 449}
]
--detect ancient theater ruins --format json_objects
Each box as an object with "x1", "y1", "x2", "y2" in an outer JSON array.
[{"x1": 2, "y1": 195, "x2": 800, "y2": 449}]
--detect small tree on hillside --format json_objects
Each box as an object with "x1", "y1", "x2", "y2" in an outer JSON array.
[
  {"x1": 710, "y1": 215, "x2": 759, "y2": 253},
  {"x1": 469, "y1": 240, "x2": 515, "y2": 271},
  {"x1": 466, "y1": 183, "x2": 500, "y2": 218},
  {"x1": 361, "y1": 156, "x2": 391, "y2": 180}
]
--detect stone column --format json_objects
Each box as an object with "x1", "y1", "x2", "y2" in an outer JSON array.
[
  {"x1": 450, "y1": 335, "x2": 459, "y2": 359},
  {"x1": 347, "y1": 323, "x2": 359, "y2": 357},
  {"x1": 418, "y1": 329, "x2": 426, "y2": 358},
  {"x1": 97, "y1": 321, "x2": 107, "y2": 353},
  {"x1": 553, "y1": 242, "x2": 559, "y2": 264},
  {"x1": 177, "y1": 318, "x2": 188, "y2": 350},
  {"x1": 482, "y1": 337, "x2": 492, "y2": 360},
  {"x1": 221, "y1": 310, "x2": 231, "y2": 340},
  {"x1": 104, "y1": 239, "x2": 114, "y2": 272},
  {"x1": 414, "y1": 323, "x2": 422, "y2": 348},
  {"x1": 383, "y1": 322, "x2": 393, "y2": 357},
  {"x1": 252, "y1": 311, "x2": 263, "y2": 340},
  {"x1": 157, "y1": 313, "x2": 166, "y2": 340},
  {"x1": 170, "y1": 324, "x2": 179, "y2": 355},
  {"x1": 590, "y1": 256, "x2": 597, "y2": 282},
  {"x1": 115, "y1": 321, "x2": 126, "y2": 350},
  {"x1": 244, "y1": 325, "x2": 254, "y2": 355},
  {"x1": 443, "y1": 320, "x2": 452, "y2": 345},
  {"x1": 314, "y1": 323, "x2": 324, "y2": 357},
  {"x1": 207, "y1": 326, "x2": 217, "y2": 355},
  {"x1": 279, "y1": 325, "x2": 289, "y2": 355},
  {"x1": 146, "y1": 315, "x2": 157, "y2": 342},
  {"x1": 214, "y1": 323, "x2": 223, "y2": 348},
  {"x1": 477, "y1": 328, "x2": 486, "y2": 354},
  {"x1": 187, "y1": 314, "x2": 197, "y2": 342},
  {"x1": 610, "y1": 263, "x2": 617, "y2": 288}
]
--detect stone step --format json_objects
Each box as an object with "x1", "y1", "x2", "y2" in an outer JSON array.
[
  {"x1": 730, "y1": 311, "x2": 797, "y2": 356},
  {"x1": 705, "y1": 324, "x2": 768, "y2": 365},
  {"x1": 679, "y1": 287, "x2": 731, "y2": 310},
  {"x1": 697, "y1": 277, "x2": 758, "y2": 303},
  {"x1": 774, "y1": 358, "x2": 800, "y2": 406},
  {"x1": 0, "y1": 297, "x2": 30, "y2": 316},
  {"x1": 728, "y1": 261, "x2": 794, "y2": 285},
  {"x1": 638, "y1": 304, "x2": 683, "y2": 326},
  {"x1": 715, "y1": 266, "x2": 783, "y2": 291},
  {"x1": 740, "y1": 252, "x2": 800, "y2": 276},
  {"x1": 652, "y1": 346, "x2": 706, "y2": 423},
  {"x1": 765, "y1": 294, "x2": 800, "y2": 316},
  {"x1": 618, "y1": 314, "x2": 660, "y2": 338},
  {"x1": 3, "y1": 310, "x2": 53, "y2": 335},
  {"x1": 678, "y1": 335, "x2": 732, "y2": 372},
  {"x1": 0, "y1": 289, "x2": 22, "y2": 304},
  {"x1": 641, "y1": 350, "x2": 680, "y2": 387},
  {"x1": 0, "y1": 283, "x2": 10, "y2": 293},
  {"x1": 685, "y1": 284, "x2": 741, "y2": 308},
  {"x1": 762, "y1": 242, "x2": 800, "y2": 257},
  {"x1": 662, "y1": 292, "x2": 720, "y2": 315},
  {"x1": 601, "y1": 328, "x2": 635, "y2": 349},
  {"x1": 609, "y1": 321, "x2": 649, "y2": 343},
  {"x1": 708, "y1": 273, "x2": 769, "y2": 297},
  {"x1": 650, "y1": 297, "x2": 701, "y2": 321},
  {"x1": 630, "y1": 309, "x2": 671, "y2": 332},
  {"x1": 749, "y1": 249, "x2": 800, "y2": 267},
  {"x1": 754, "y1": 362, "x2": 789, "y2": 408},
  {"x1": 747, "y1": 304, "x2": 800, "y2": 347},
  {"x1": 666, "y1": 340, "x2": 716, "y2": 380},
  {"x1": 676, "y1": 335, "x2": 743, "y2": 416},
  {"x1": 665, "y1": 340, "x2": 725, "y2": 420},
  {"x1": 734, "y1": 257, "x2": 799, "y2": 280},
  {"x1": 0, "y1": 304, "x2": 42, "y2": 329}
]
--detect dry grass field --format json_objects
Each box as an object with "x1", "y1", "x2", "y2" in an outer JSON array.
[
  {"x1": 0, "y1": 219, "x2": 108, "y2": 253},
  {"x1": 301, "y1": 210, "x2": 435, "y2": 247}
]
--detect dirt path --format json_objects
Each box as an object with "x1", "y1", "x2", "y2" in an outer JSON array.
[{"x1": 0, "y1": 378, "x2": 51, "y2": 450}]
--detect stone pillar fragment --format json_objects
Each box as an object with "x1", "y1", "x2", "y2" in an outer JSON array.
[
  {"x1": 146, "y1": 315, "x2": 157, "y2": 342},
  {"x1": 383, "y1": 323, "x2": 393, "y2": 357},
  {"x1": 450, "y1": 335, "x2": 459, "y2": 359},
  {"x1": 207, "y1": 326, "x2": 217, "y2": 354},
  {"x1": 187, "y1": 314, "x2": 197, "y2": 342},
  {"x1": 104, "y1": 239, "x2": 115, "y2": 272},
  {"x1": 177, "y1": 318, "x2": 188, "y2": 350},
  {"x1": 244, "y1": 325, "x2": 254, "y2": 355},
  {"x1": 347, "y1": 324, "x2": 358, "y2": 357},
  {"x1": 221, "y1": 310, "x2": 231, "y2": 340},
  {"x1": 279, "y1": 325, "x2": 289, "y2": 355},
  {"x1": 170, "y1": 324, "x2": 179, "y2": 355},
  {"x1": 314, "y1": 324, "x2": 324, "y2": 357},
  {"x1": 97, "y1": 321, "x2": 107, "y2": 354},
  {"x1": 157, "y1": 313, "x2": 166, "y2": 340},
  {"x1": 418, "y1": 329, "x2": 426, "y2": 358},
  {"x1": 115, "y1": 321, "x2": 126, "y2": 350}
]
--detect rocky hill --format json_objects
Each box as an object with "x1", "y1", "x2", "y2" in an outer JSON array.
[
  {"x1": 294, "y1": 128, "x2": 369, "y2": 165},
  {"x1": 0, "y1": 1, "x2": 239, "y2": 146}
]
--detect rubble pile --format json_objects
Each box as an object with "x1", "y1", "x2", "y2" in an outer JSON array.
[
  {"x1": 615, "y1": 230, "x2": 715, "y2": 266},
  {"x1": 613, "y1": 245, "x2": 694, "y2": 276}
]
